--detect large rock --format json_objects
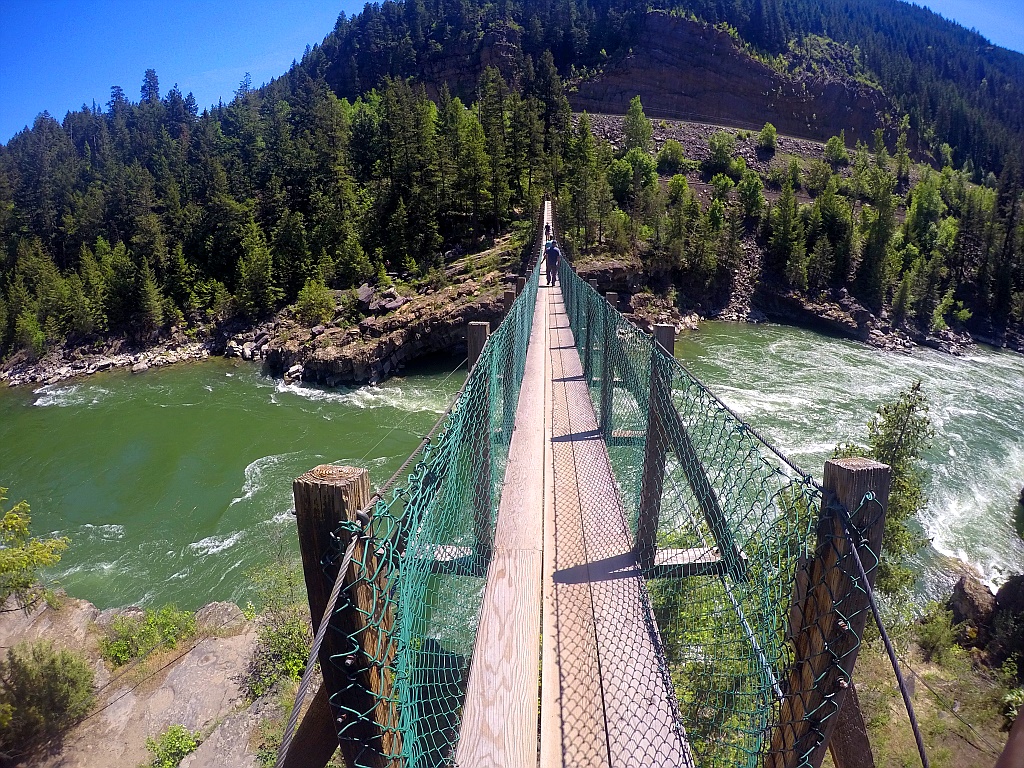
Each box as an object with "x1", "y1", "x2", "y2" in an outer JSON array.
[
  {"x1": 947, "y1": 574, "x2": 996, "y2": 642},
  {"x1": 996, "y1": 575, "x2": 1024, "y2": 618}
]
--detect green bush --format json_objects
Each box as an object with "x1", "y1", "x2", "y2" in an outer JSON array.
[
  {"x1": 915, "y1": 602, "x2": 959, "y2": 665},
  {"x1": 757, "y1": 122, "x2": 777, "y2": 152},
  {"x1": 295, "y1": 278, "x2": 334, "y2": 326},
  {"x1": 100, "y1": 605, "x2": 197, "y2": 667},
  {"x1": 0, "y1": 641, "x2": 95, "y2": 757},
  {"x1": 245, "y1": 615, "x2": 311, "y2": 700},
  {"x1": 704, "y1": 131, "x2": 736, "y2": 174},
  {"x1": 243, "y1": 559, "x2": 311, "y2": 700},
  {"x1": 146, "y1": 724, "x2": 201, "y2": 768},
  {"x1": 825, "y1": 132, "x2": 849, "y2": 166},
  {"x1": 656, "y1": 139, "x2": 686, "y2": 175}
]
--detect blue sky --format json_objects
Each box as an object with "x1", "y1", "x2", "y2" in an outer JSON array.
[
  {"x1": 1, "y1": 0, "x2": 1023, "y2": 145},
  {"x1": 0, "y1": 0, "x2": 362, "y2": 143}
]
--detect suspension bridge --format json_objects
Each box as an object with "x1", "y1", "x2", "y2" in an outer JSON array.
[{"x1": 276, "y1": 202, "x2": 898, "y2": 768}]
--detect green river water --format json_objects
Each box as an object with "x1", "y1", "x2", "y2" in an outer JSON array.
[{"x1": 1, "y1": 322, "x2": 1022, "y2": 609}]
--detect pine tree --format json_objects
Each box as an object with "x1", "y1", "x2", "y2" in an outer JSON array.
[
  {"x1": 236, "y1": 219, "x2": 281, "y2": 317},
  {"x1": 623, "y1": 96, "x2": 652, "y2": 153}
]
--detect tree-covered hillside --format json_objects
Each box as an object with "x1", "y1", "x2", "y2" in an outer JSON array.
[
  {"x1": 297, "y1": 0, "x2": 1024, "y2": 174},
  {"x1": 0, "y1": 0, "x2": 1022, "y2": 366}
]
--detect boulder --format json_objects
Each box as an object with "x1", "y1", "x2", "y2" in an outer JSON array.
[
  {"x1": 996, "y1": 575, "x2": 1024, "y2": 618},
  {"x1": 357, "y1": 283, "x2": 375, "y2": 309},
  {"x1": 131, "y1": 361, "x2": 149, "y2": 374},
  {"x1": 948, "y1": 573, "x2": 995, "y2": 629}
]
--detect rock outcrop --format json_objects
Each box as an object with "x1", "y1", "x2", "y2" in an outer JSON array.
[
  {"x1": 948, "y1": 573, "x2": 997, "y2": 646},
  {"x1": 572, "y1": 12, "x2": 892, "y2": 146},
  {"x1": 266, "y1": 270, "x2": 514, "y2": 386},
  {"x1": 0, "y1": 595, "x2": 258, "y2": 768}
]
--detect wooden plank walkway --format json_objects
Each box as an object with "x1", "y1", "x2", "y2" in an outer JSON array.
[
  {"x1": 458, "y1": 210, "x2": 691, "y2": 766},
  {"x1": 540, "y1": 285, "x2": 694, "y2": 768},
  {"x1": 454, "y1": 204, "x2": 550, "y2": 768}
]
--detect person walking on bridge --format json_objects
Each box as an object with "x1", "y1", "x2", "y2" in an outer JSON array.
[{"x1": 544, "y1": 237, "x2": 561, "y2": 286}]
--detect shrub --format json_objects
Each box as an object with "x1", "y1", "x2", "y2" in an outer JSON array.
[
  {"x1": 805, "y1": 159, "x2": 833, "y2": 196},
  {"x1": 243, "y1": 559, "x2": 311, "y2": 700},
  {"x1": 709, "y1": 173, "x2": 735, "y2": 201},
  {"x1": 915, "y1": 602, "x2": 958, "y2": 665},
  {"x1": 757, "y1": 122, "x2": 777, "y2": 152},
  {"x1": 245, "y1": 615, "x2": 310, "y2": 700},
  {"x1": 656, "y1": 139, "x2": 686, "y2": 175},
  {"x1": 704, "y1": 131, "x2": 736, "y2": 175},
  {"x1": 295, "y1": 278, "x2": 334, "y2": 326},
  {"x1": 146, "y1": 724, "x2": 201, "y2": 768},
  {"x1": 100, "y1": 605, "x2": 196, "y2": 666},
  {"x1": 825, "y1": 131, "x2": 849, "y2": 166},
  {"x1": 0, "y1": 641, "x2": 95, "y2": 757}
]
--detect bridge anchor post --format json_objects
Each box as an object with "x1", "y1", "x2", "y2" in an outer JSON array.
[
  {"x1": 292, "y1": 464, "x2": 394, "y2": 768},
  {"x1": 636, "y1": 323, "x2": 675, "y2": 571},
  {"x1": 600, "y1": 292, "x2": 618, "y2": 436},
  {"x1": 768, "y1": 457, "x2": 889, "y2": 768}
]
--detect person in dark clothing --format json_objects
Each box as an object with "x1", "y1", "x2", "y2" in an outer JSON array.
[{"x1": 545, "y1": 239, "x2": 561, "y2": 285}]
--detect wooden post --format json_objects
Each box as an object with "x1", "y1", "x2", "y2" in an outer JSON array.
[
  {"x1": 768, "y1": 457, "x2": 891, "y2": 768},
  {"x1": 828, "y1": 684, "x2": 876, "y2": 768},
  {"x1": 467, "y1": 322, "x2": 493, "y2": 561},
  {"x1": 468, "y1": 321, "x2": 490, "y2": 368},
  {"x1": 516, "y1": 276, "x2": 527, "y2": 296},
  {"x1": 600, "y1": 292, "x2": 618, "y2": 436},
  {"x1": 583, "y1": 279, "x2": 599, "y2": 378},
  {"x1": 636, "y1": 324, "x2": 675, "y2": 571},
  {"x1": 293, "y1": 465, "x2": 393, "y2": 768},
  {"x1": 503, "y1": 288, "x2": 516, "y2": 314}
]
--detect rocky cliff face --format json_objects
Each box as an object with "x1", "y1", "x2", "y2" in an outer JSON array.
[
  {"x1": 572, "y1": 12, "x2": 892, "y2": 146},
  {"x1": 265, "y1": 240, "x2": 521, "y2": 386}
]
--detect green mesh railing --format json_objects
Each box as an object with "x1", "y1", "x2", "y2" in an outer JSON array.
[
  {"x1": 313, "y1": 207, "x2": 885, "y2": 768},
  {"x1": 556, "y1": 255, "x2": 836, "y2": 768},
  {"x1": 323, "y1": 258, "x2": 540, "y2": 767}
]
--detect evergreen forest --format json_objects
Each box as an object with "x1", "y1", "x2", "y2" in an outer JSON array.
[{"x1": 1, "y1": 0, "x2": 1023, "y2": 363}]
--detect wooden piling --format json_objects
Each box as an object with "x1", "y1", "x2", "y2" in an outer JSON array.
[
  {"x1": 293, "y1": 465, "x2": 393, "y2": 768},
  {"x1": 600, "y1": 293, "x2": 617, "y2": 435},
  {"x1": 516, "y1": 276, "x2": 527, "y2": 296},
  {"x1": 636, "y1": 324, "x2": 675, "y2": 571},
  {"x1": 768, "y1": 457, "x2": 890, "y2": 768},
  {"x1": 503, "y1": 288, "x2": 516, "y2": 314},
  {"x1": 468, "y1": 321, "x2": 490, "y2": 368},
  {"x1": 467, "y1": 322, "x2": 493, "y2": 561}
]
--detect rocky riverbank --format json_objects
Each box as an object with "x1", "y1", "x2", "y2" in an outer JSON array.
[
  {"x1": 0, "y1": 336, "x2": 218, "y2": 389},
  {"x1": 0, "y1": 594, "x2": 271, "y2": 768}
]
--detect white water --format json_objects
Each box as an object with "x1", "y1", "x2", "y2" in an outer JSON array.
[{"x1": 679, "y1": 322, "x2": 1024, "y2": 600}]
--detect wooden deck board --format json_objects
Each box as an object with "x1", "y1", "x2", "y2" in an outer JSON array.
[
  {"x1": 542, "y1": 287, "x2": 694, "y2": 768},
  {"x1": 541, "y1": 285, "x2": 611, "y2": 768},
  {"x1": 455, "y1": 204, "x2": 550, "y2": 768}
]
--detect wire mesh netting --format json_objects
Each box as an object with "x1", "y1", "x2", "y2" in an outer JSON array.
[
  {"x1": 555, "y1": 252, "x2": 882, "y2": 768},
  {"x1": 309, "y1": 205, "x2": 888, "y2": 768},
  {"x1": 320, "y1": 249, "x2": 541, "y2": 768}
]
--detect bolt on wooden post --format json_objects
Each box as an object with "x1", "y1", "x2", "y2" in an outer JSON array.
[
  {"x1": 768, "y1": 457, "x2": 891, "y2": 768},
  {"x1": 292, "y1": 464, "x2": 395, "y2": 768},
  {"x1": 636, "y1": 324, "x2": 675, "y2": 571},
  {"x1": 467, "y1": 322, "x2": 493, "y2": 561}
]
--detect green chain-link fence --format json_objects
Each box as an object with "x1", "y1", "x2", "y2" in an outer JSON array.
[
  {"x1": 556, "y1": 253, "x2": 871, "y2": 768},
  {"x1": 322, "y1": 257, "x2": 540, "y2": 768}
]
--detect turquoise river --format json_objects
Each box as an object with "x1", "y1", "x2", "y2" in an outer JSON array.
[{"x1": 1, "y1": 322, "x2": 1022, "y2": 609}]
